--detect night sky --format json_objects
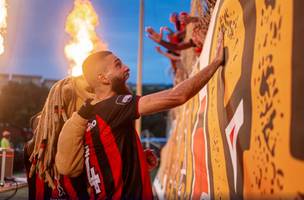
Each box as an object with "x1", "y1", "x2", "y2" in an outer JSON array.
[{"x1": 0, "y1": 0, "x2": 190, "y2": 84}]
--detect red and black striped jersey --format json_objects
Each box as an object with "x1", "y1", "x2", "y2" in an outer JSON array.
[
  {"x1": 24, "y1": 141, "x2": 90, "y2": 200},
  {"x1": 84, "y1": 95, "x2": 152, "y2": 200}
]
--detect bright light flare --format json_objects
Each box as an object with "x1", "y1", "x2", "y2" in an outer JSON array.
[
  {"x1": 0, "y1": 0, "x2": 8, "y2": 55},
  {"x1": 64, "y1": 0, "x2": 107, "y2": 77}
]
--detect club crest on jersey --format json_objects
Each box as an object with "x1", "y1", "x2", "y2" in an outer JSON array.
[
  {"x1": 116, "y1": 95, "x2": 133, "y2": 105},
  {"x1": 87, "y1": 120, "x2": 97, "y2": 132}
]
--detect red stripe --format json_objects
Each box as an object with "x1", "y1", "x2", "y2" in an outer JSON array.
[
  {"x1": 35, "y1": 175, "x2": 45, "y2": 200},
  {"x1": 85, "y1": 130, "x2": 107, "y2": 199},
  {"x1": 63, "y1": 176, "x2": 78, "y2": 200},
  {"x1": 96, "y1": 116, "x2": 123, "y2": 199},
  {"x1": 135, "y1": 131, "x2": 153, "y2": 200}
]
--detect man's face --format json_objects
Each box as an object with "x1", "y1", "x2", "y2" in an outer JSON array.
[
  {"x1": 107, "y1": 58, "x2": 130, "y2": 82},
  {"x1": 105, "y1": 58, "x2": 131, "y2": 94}
]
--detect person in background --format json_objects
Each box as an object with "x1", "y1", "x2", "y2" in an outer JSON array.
[
  {"x1": 146, "y1": 18, "x2": 209, "y2": 57},
  {"x1": 1, "y1": 130, "x2": 12, "y2": 149},
  {"x1": 148, "y1": 12, "x2": 189, "y2": 85}
]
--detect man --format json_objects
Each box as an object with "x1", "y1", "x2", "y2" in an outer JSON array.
[
  {"x1": 56, "y1": 33, "x2": 224, "y2": 199},
  {"x1": 1, "y1": 130, "x2": 11, "y2": 149}
]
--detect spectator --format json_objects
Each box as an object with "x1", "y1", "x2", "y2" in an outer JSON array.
[
  {"x1": 146, "y1": 15, "x2": 209, "y2": 57},
  {"x1": 1, "y1": 130, "x2": 12, "y2": 149},
  {"x1": 145, "y1": 12, "x2": 190, "y2": 85}
]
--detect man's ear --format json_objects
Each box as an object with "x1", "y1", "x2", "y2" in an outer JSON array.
[{"x1": 97, "y1": 74, "x2": 110, "y2": 85}]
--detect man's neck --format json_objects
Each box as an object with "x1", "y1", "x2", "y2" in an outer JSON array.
[{"x1": 95, "y1": 87, "x2": 117, "y2": 101}]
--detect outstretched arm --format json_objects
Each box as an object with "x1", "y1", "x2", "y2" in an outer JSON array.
[
  {"x1": 159, "y1": 39, "x2": 195, "y2": 51},
  {"x1": 146, "y1": 27, "x2": 195, "y2": 51},
  {"x1": 139, "y1": 32, "x2": 224, "y2": 115},
  {"x1": 155, "y1": 46, "x2": 181, "y2": 61}
]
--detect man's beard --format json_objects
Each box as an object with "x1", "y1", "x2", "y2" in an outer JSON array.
[{"x1": 111, "y1": 77, "x2": 132, "y2": 95}]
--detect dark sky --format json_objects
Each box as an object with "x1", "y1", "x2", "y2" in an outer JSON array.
[{"x1": 0, "y1": 0, "x2": 190, "y2": 84}]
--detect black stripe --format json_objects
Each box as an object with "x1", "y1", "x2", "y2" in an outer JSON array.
[
  {"x1": 119, "y1": 124, "x2": 143, "y2": 199},
  {"x1": 44, "y1": 182, "x2": 52, "y2": 199},
  {"x1": 290, "y1": 0, "x2": 304, "y2": 160},
  {"x1": 91, "y1": 122, "x2": 115, "y2": 198},
  {"x1": 69, "y1": 172, "x2": 90, "y2": 200}
]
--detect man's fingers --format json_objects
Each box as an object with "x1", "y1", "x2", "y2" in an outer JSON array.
[
  {"x1": 147, "y1": 34, "x2": 155, "y2": 41},
  {"x1": 155, "y1": 46, "x2": 162, "y2": 53},
  {"x1": 160, "y1": 27, "x2": 164, "y2": 33},
  {"x1": 145, "y1": 26, "x2": 155, "y2": 35},
  {"x1": 218, "y1": 29, "x2": 223, "y2": 41},
  {"x1": 160, "y1": 26, "x2": 168, "y2": 31},
  {"x1": 217, "y1": 29, "x2": 224, "y2": 49},
  {"x1": 215, "y1": 29, "x2": 225, "y2": 65},
  {"x1": 147, "y1": 27, "x2": 156, "y2": 35}
]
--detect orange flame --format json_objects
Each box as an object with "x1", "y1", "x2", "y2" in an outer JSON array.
[
  {"x1": 64, "y1": 0, "x2": 107, "y2": 76},
  {"x1": 0, "y1": 0, "x2": 7, "y2": 56}
]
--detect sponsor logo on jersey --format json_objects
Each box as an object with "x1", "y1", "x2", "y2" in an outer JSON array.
[{"x1": 116, "y1": 95, "x2": 133, "y2": 105}]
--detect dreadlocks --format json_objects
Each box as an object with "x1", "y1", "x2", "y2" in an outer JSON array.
[{"x1": 27, "y1": 76, "x2": 94, "y2": 189}]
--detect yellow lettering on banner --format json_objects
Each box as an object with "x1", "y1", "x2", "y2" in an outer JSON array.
[
  {"x1": 244, "y1": 0, "x2": 304, "y2": 198},
  {"x1": 204, "y1": 0, "x2": 246, "y2": 198},
  {"x1": 219, "y1": 0, "x2": 245, "y2": 107}
]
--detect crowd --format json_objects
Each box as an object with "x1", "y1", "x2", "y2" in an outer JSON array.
[{"x1": 145, "y1": 0, "x2": 216, "y2": 85}]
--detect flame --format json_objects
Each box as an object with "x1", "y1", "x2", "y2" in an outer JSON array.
[
  {"x1": 0, "y1": 0, "x2": 7, "y2": 55},
  {"x1": 64, "y1": 0, "x2": 107, "y2": 77}
]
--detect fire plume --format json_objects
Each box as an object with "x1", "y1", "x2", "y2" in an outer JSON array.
[
  {"x1": 64, "y1": 0, "x2": 107, "y2": 76},
  {"x1": 0, "y1": 0, "x2": 7, "y2": 56}
]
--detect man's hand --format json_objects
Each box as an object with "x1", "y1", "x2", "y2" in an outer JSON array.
[
  {"x1": 144, "y1": 149, "x2": 159, "y2": 171},
  {"x1": 213, "y1": 30, "x2": 224, "y2": 66},
  {"x1": 78, "y1": 99, "x2": 94, "y2": 119},
  {"x1": 159, "y1": 26, "x2": 166, "y2": 37},
  {"x1": 145, "y1": 26, "x2": 162, "y2": 43},
  {"x1": 155, "y1": 46, "x2": 162, "y2": 54},
  {"x1": 160, "y1": 26, "x2": 169, "y2": 32}
]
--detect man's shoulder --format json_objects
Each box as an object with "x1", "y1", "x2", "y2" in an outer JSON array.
[
  {"x1": 93, "y1": 95, "x2": 138, "y2": 117},
  {"x1": 89, "y1": 94, "x2": 139, "y2": 127}
]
